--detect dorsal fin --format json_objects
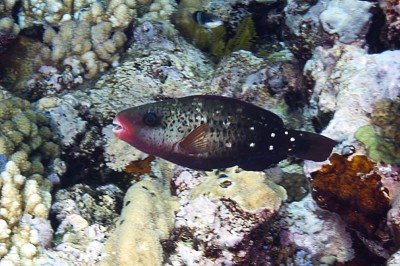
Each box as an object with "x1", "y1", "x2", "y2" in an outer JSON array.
[{"x1": 178, "y1": 123, "x2": 209, "y2": 155}]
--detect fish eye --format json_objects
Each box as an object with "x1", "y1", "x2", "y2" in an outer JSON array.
[{"x1": 143, "y1": 112, "x2": 159, "y2": 127}]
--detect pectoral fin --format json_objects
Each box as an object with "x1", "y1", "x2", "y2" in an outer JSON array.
[{"x1": 178, "y1": 123, "x2": 209, "y2": 154}]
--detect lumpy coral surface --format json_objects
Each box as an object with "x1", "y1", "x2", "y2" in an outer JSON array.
[{"x1": 310, "y1": 153, "x2": 391, "y2": 236}]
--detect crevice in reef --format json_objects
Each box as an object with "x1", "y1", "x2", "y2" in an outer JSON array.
[{"x1": 366, "y1": 5, "x2": 386, "y2": 54}]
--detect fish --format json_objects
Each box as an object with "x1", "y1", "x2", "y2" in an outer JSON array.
[
  {"x1": 192, "y1": 11, "x2": 223, "y2": 29},
  {"x1": 113, "y1": 95, "x2": 337, "y2": 171}
]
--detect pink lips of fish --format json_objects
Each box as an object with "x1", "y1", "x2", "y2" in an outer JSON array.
[
  {"x1": 112, "y1": 112, "x2": 136, "y2": 146},
  {"x1": 112, "y1": 109, "x2": 162, "y2": 155}
]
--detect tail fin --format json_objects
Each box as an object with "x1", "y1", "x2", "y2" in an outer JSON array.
[{"x1": 288, "y1": 130, "x2": 337, "y2": 162}]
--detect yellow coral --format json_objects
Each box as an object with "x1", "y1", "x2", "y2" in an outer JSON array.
[
  {"x1": 192, "y1": 167, "x2": 287, "y2": 212},
  {"x1": 12, "y1": 113, "x2": 31, "y2": 137},
  {"x1": 101, "y1": 179, "x2": 178, "y2": 266}
]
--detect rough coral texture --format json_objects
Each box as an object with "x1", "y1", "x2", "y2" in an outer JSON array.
[
  {"x1": 355, "y1": 99, "x2": 400, "y2": 164},
  {"x1": 101, "y1": 179, "x2": 178, "y2": 266},
  {"x1": 310, "y1": 153, "x2": 391, "y2": 236},
  {"x1": 52, "y1": 183, "x2": 124, "y2": 227},
  {"x1": 170, "y1": 167, "x2": 286, "y2": 264},
  {"x1": 0, "y1": 161, "x2": 53, "y2": 265},
  {"x1": 0, "y1": 91, "x2": 60, "y2": 176},
  {"x1": 284, "y1": 0, "x2": 372, "y2": 59},
  {"x1": 18, "y1": 0, "x2": 154, "y2": 29},
  {"x1": 281, "y1": 194, "x2": 354, "y2": 264},
  {"x1": 208, "y1": 49, "x2": 307, "y2": 126},
  {"x1": 305, "y1": 44, "x2": 400, "y2": 146},
  {"x1": 0, "y1": 16, "x2": 19, "y2": 54},
  {"x1": 319, "y1": 0, "x2": 372, "y2": 44},
  {"x1": 36, "y1": 20, "x2": 127, "y2": 80},
  {"x1": 32, "y1": 183, "x2": 125, "y2": 265},
  {"x1": 310, "y1": 153, "x2": 400, "y2": 260},
  {"x1": 87, "y1": 21, "x2": 212, "y2": 120},
  {"x1": 379, "y1": 0, "x2": 400, "y2": 48}
]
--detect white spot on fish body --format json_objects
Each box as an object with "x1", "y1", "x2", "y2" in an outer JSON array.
[
  {"x1": 284, "y1": 131, "x2": 288, "y2": 135},
  {"x1": 290, "y1": 137, "x2": 295, "y2": 142},
  {"x1": 225, "y1": 142, "x2": 232, "y2": 148},
  {"x1": 250, "y1": 126, "x2": 255, "y2": 131},
  {"x1": 271, "y1": 133, "x2": 275, "y2": 137},
  {"x1": 249, "y1": 142, "x2": 255, "y2": 147},
  {"x1": 269, "y1": 145, "x2": 274, "y2": 150}
]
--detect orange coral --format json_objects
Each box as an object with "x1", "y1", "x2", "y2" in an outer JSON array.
[{"x1": 310, "y1": 153, "x2": 391, "y2": 236}]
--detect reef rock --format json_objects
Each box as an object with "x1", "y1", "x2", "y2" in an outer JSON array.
[
  {"x1": 305, "y1": 44, "x2": 400, "y2": 147},
  {"x1": 170, "y1": 167, "x2": 287, "y2": 264}
]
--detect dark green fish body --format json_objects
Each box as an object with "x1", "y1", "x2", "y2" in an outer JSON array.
[{"x1": 113, "y1": 95, "x2": 337, "y2": 171}]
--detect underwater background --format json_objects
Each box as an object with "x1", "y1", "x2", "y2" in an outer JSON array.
[{"x1": 0, "y1": 0, "x2": 399, "y2": 265}]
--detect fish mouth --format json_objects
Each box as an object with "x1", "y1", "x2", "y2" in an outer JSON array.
[{"x1": 112, "y1": 117, "x2": 124, "y2": 135}]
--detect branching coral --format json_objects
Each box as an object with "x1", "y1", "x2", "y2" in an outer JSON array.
[
  {"x1": 0, "y1": 160, "x2": 53, "y2": 265},
  {"x1": 18, "y1": 0, "x2": 152, "y2": 29},
  {"x1": 36, "y1": 20, "x2": 127, "y2": 79},
  {"x1": 0, "y1": 92, "x2": 60, "y2": 176}
]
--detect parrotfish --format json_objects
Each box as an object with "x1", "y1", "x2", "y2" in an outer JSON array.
[{"x1": 113, "y1": 95, "x2": 337, "y2": 171}]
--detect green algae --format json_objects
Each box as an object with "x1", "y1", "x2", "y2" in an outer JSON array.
[{"x1": 355, "y1": 125, "x2": 400, "y2": 164}]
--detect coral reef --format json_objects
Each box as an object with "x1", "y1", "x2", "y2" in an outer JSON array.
[
  {"x1": 284, "y1": 0, "x2": 372, "y2": 59},
  {"x1": 0, "y1": 36, "x2": 44, "y2": 91},
  {"x1": 0, "y1": 160, "x2": 54, "y2": 265},
  {"x1": 309, "y1": 153, "x2": 400, "y2": 261},
  {"x1": 310, "y1": 153, "x2": 391, "y2": 237},
  {"x1": 170, "y1": 167, "x2": 287, "y2": 264},
  {"x1": 0, "y1": 91, "x2": 60, "y2": 176},
  {"x1": 319, "y1": 0, "x2": 372, "y2": 44},
  {"x1": 17, "y1": 0, "x2": 165, "y2": 29},
  {"x1": 265, "y1": 163, "x2": 309, "y2": 202},
  {"x1": 1, "y1": 0, "x2": 177, "y2": 92},
  {"x1": 35, "y1": 183, "x2": 125, "y2": 264},
  {"x1": 208, "y1": 49, "x2": 308, "y2": 128},
  {"x1": 304, "y1": 44, "x2": 400, "y2": 145},
  {"x1": 355, "y1": 99, "x2": 400, "y2": 164},
  {"x1": 0, "y1": 17, "x2": 19, "y2": 54},
  {"x1": 36, "y1": 20, "x2": 127, "y2": 80},
  {"x1": 101, "y1": 179, "x2": 178, "y2": 266},
  {"x1": 355, "y1": 125, "x2": 400, "y2": 164},
  {"x1": 1, "y1": 0, "x2": 400, "y2": 264},
  {"x1": 281, "y1": 194, "x2": 354, "y2": 264},
  {"x1": 379, "y1": 0, "x2": 400, "y2": 49},
  {"x1": 88, "y1": 21, "x2": 213, "y2": 122},
  {"x1": 52, "y1": 183, "x2": 124, "y2": 227}
]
